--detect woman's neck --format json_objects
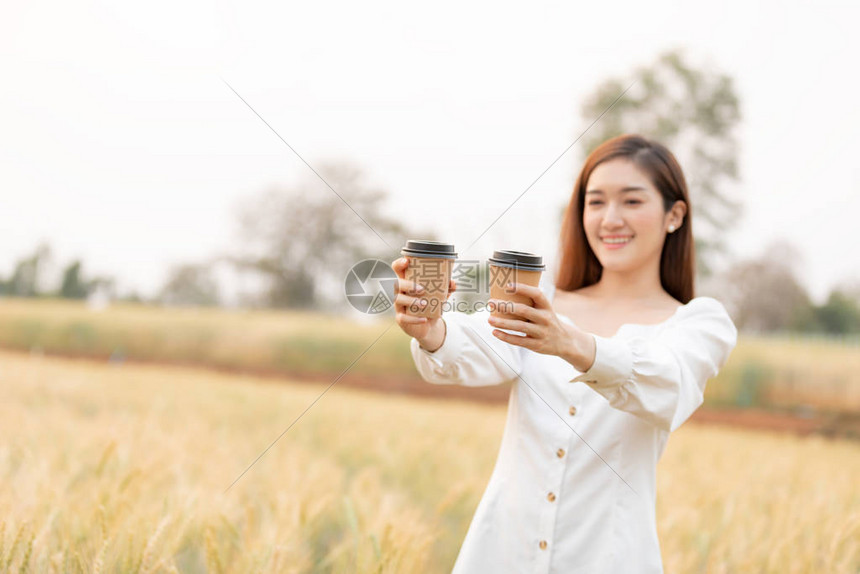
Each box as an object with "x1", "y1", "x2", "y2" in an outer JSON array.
[{"x1": 589, "y1": 266, "x2": 665, "y2": 303}]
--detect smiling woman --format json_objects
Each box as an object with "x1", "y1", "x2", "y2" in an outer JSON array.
[
  {"x1": 399, "y1": 134, "x2": 738, "y2": 574},
  {"x1": 558, "y1": 135, "x2": 692, "y2": 304}
]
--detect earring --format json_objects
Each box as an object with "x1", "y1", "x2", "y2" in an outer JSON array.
[{"x1": 668, "y1": 224, "x2": 676, "y2": 233}]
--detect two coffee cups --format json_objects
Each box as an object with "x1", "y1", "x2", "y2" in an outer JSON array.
[{"x1": 399, "y1": 239, "x2": 546, "y2": 321}]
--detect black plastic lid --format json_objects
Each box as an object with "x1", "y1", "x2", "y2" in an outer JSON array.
[
  {"x1": 487, "y1": 250, "x2": 545, "y2": 271},
  {"x1": 401, "y1": 240, "x2": 458, "y2": 260}
]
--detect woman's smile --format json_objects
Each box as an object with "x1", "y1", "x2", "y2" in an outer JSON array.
[{"x1": 601, "y1": 235, "x2": 634, "y2": 250}]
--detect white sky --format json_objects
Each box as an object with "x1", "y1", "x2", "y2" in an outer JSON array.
[{"x1": 1, "y1": 0, "x2": 858, "y2": 303}]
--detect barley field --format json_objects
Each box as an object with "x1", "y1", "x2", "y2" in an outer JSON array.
[
  {"x1": 1, "y1": 298, "x2": 859, "y2": 414},
  {"x1": 1, "y1": 349, "x2": 858, "y2": 572},
  {"x1": 0, "y1": 299, "x2": 415, "y2": 378}
]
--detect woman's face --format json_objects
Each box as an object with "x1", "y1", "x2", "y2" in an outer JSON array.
[{"x1": 582, "y1": 158, "x2": 682, "y2": 273}]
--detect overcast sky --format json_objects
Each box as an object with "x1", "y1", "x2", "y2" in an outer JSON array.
[{"x1": 2, "y1": 0, "x2": 857, "y2": 303}]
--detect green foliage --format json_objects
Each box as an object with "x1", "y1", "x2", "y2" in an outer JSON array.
[
  {"x1": 0, "y1": 244, "x2": 113, "y2": 301},
  {"x1": 814, "y1": 291, "x2": 860, "y2": 334},
  {"x1": 59, "y1": 260, "x2": 105, "y2": 299},
  {"x1": 0, "y1": 243, "x2": 52, "y2": 297},
  {"x1": 735, "y1": 360, "x2": 772, "y2": 408},
  {"x1": 793, "y1": 290, "x2": 860, "y2": 335}
]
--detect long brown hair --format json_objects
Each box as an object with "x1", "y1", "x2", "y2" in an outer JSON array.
[{"x1": 555, "y1": 134, "x2": 695, "y2": 303}]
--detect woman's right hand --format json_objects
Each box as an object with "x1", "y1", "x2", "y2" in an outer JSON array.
[{"x1": 391, "y1": 257, "x2": 457, "y2": 341}]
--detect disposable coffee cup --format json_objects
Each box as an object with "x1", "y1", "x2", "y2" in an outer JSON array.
[
  {"x1": 400, "y1": 240, "x2": 457, "y2": 320},
  {"x1": 487, "y1": 250, "x2": 546, "y2": 321}
]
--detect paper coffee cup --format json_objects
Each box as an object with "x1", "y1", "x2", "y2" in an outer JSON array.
[
  {"x1": 487, "y1": 250, "x2": 546, "y2": 321},
  {"x1": 400, "y1": 240, "x2": 457, "y2": 320}
]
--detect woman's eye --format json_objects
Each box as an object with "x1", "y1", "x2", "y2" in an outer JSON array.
[{"x1": 587, "y1": 200, "x2": 639, "y2": 206}]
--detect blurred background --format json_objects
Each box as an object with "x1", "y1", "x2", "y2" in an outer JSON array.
[{"x1": 1, "y1": 0, "x2": 859, "y2": 572}]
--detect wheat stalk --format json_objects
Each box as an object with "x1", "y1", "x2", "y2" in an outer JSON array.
[
  {"x1": 18, "y1": 533, "x2": 34, "y2": 574},
  {"x1": 138, "y1": 515, "x2": 171, "y2": 574},
  {"x1": 205, "y1": 526, "x2": 224, "y2": 574},
  {"x1": 92, "y1": 537, "x2": 109, "y2": 574},
  {"x1": 4, "y1": 522, "x2": 26, "y2": 571}
]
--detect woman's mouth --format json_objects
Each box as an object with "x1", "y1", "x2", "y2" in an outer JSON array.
[{"x1": 601, "y1": 236, "x2": 633, "y2": 250}]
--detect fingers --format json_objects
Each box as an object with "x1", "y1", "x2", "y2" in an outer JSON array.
[
  {"x1": 488, "y1": 299, "x2": 538, "y2": 322},
  {"x1": 396, "y1": 277, "x2": 425, "y2": 297},
  {"x1": 508, "y1": 282, "x2": 549, "y2": 310},
  {"x1": 391, "y1": 257, "x2": 409, "y2": 278},
  {"x1": 392, "y1": 282, "x2": 427, "y2": 327},
  {"x1": 392, "y1": 258, "x2": 429, "y2": 296},
  {"x1": 444, "y1": 278, "x2": 457, "y2": 301},
  {"x1": 397, "y1": 313, "x2": 428, "y2": 325},
  {"x1": 490, "y1": 327, "x2": 531, "y2": 348},
  {"x1": 395, "y1": 292, "x2": 428, "y2": 313},
  {"x1": 488, "y1": 315, "x2": 537, "y2": 337}
]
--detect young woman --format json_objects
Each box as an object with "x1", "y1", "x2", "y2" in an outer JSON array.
[{"x1": 392, "y1": 134, "x2": 738, "y2": 573}]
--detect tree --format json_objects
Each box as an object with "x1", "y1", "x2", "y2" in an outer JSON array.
[
  {"x1": 808, "y1": 291, "x2": 860, "y2": 335},
  {"x1": 158, "y1": 263, "x2": 220, "y2": 307},
  {"x1": 56, "y1": 259, "x2": 114, "y2": 301},
  {"x1": 721, "y1": 241, "x2": 812, "y2": 333},
  {"x1": 579, "y1": 48, "x2": 743, "y2": 277},
  {"x1": 59, "y1": 260, "x2": 92, "y2": 299},
  {"x1": 832, "y1": 277, "x2": 860, "y2": 308},
  {"x1": 0, "y1": 243, "x2": 52, "y2": 297},
  {"x1": 232, "y1": 160, "x2": 411, "y2": 309}
]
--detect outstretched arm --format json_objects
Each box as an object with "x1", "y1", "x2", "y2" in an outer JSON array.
[
  {"x1": 567, "y1": 298, "x2": 738, "y2": 432},
  {"x1": 411, "y1": 307, "x2": 526, "y2": 387},
  {"x1": 484, "y1": 283, "x2": 737, "y2": 433}
]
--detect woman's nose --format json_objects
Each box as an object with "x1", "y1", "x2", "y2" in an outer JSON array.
[{"x1": 603, "y1": 202, "x2": 625, "y2": 226}]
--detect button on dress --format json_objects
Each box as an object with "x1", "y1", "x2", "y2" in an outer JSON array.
[{"x1": 410, "y1": 279, "x2": 738, "y2": 573}]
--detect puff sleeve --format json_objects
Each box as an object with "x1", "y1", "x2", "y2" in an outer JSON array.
[
  {"x1": 569, "y1": 297, "x2": 738, "y2": 432},
  {"x1": 410, "y1": 307, "x2": 526, "y2": 387}
]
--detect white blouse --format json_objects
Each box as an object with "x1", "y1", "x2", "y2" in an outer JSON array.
[{"x1": 410, "y1": 279, "x2": 738, "y2": 574}]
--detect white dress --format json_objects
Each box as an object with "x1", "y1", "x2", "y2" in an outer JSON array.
[{"x1": 410, "y1": 279, "x2": 738, "y2": 574}]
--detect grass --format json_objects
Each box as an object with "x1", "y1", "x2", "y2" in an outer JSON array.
[
  {"x1": 0, "y1": 298, "x2": 416, "y2": 377},
  {"x1": 1, "y1": 349, "x2": 858, "y2": 572},
  {"x1": 1, "y1": 298, "x2": 859, "y2": 414},
  {"x1": 715, "y1": 333, "x2": 860, "y2": 412}
]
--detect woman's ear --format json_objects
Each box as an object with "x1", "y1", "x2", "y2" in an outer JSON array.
[{"x1": 670, "y1": 200, "x2": 687, "y2": 228}]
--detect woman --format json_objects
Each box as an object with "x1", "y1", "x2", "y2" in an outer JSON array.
[{"x1": 392, "y1": 134, "x2": 738, "y2": 573}]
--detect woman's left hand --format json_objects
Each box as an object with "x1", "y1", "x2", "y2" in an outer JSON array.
[{"x1": 488, "y1": 283, "x2": 576, "y2": 358}]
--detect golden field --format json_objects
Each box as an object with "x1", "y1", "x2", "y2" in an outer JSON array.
[
  {"x1": 1, "y1": 298, "x2": 859, "y2": 414},
  {"x1": 0, "y1": 299, "x2": 417, "y2": 378},
  {"x1": 1, "y1": 349, "x2": 858, "y2": 573}
]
